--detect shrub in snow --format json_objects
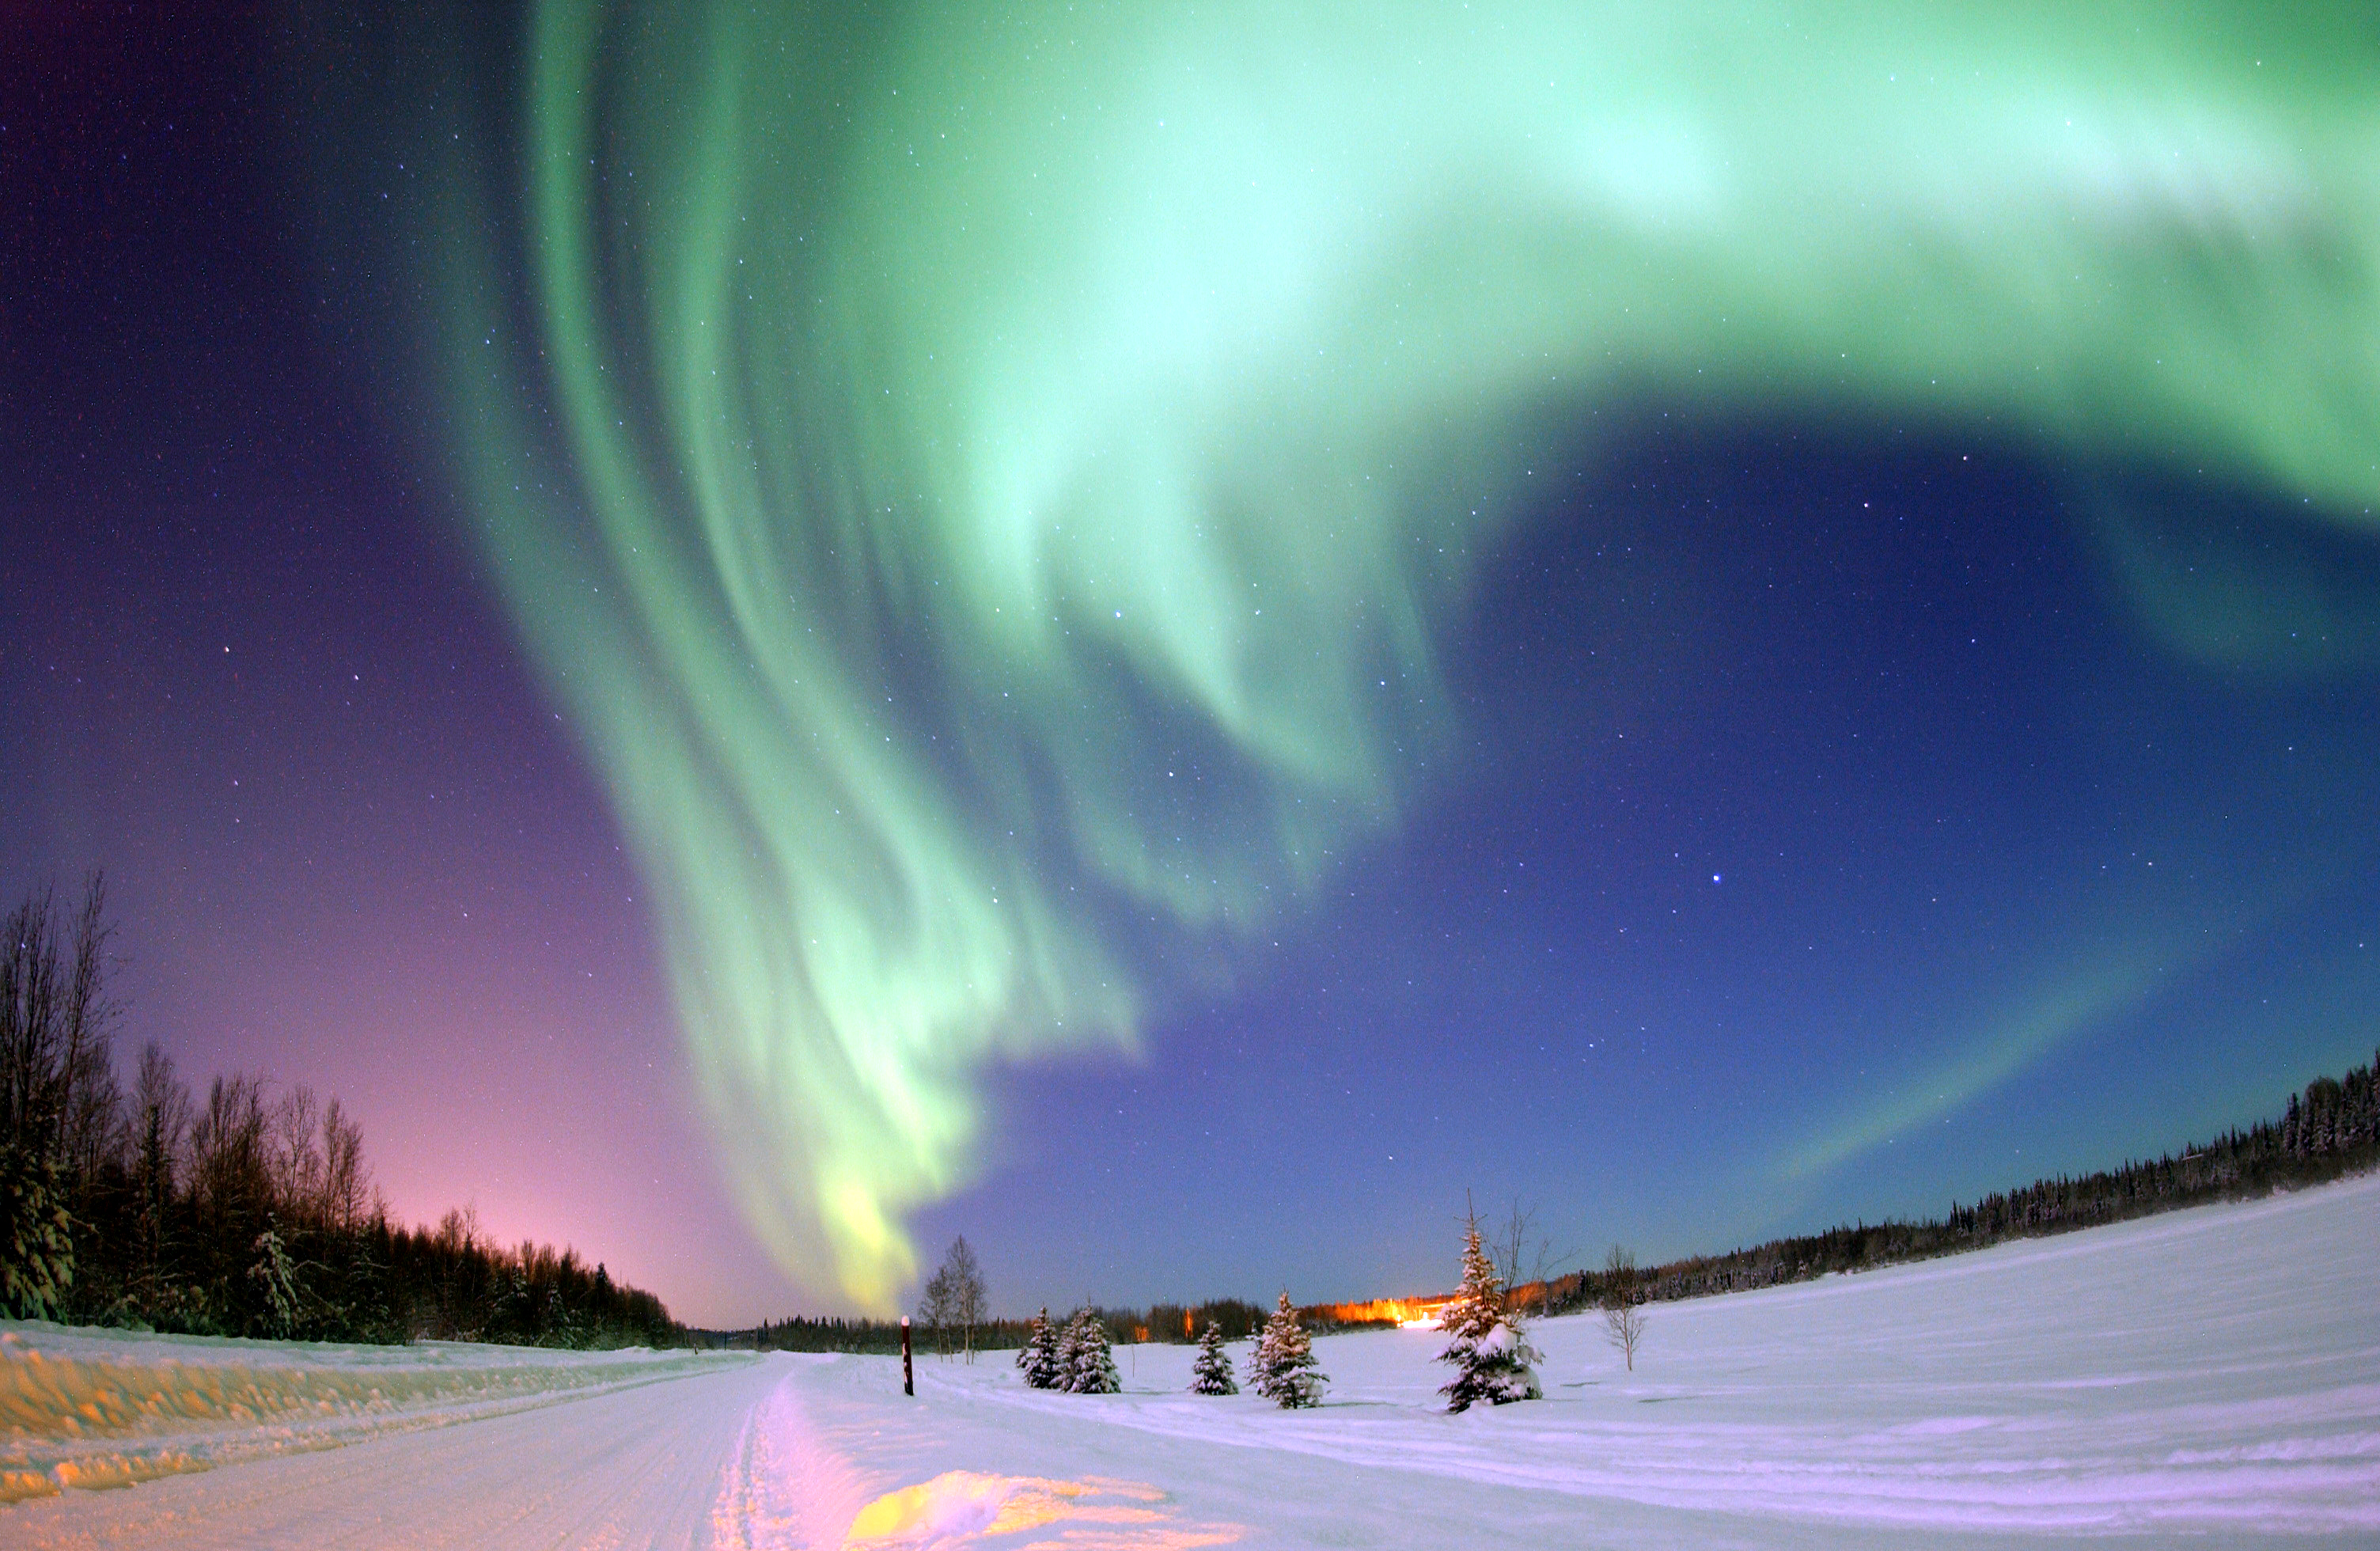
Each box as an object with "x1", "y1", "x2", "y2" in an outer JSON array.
[
  {"x1": 1437, "y1": 1216, "x2": 1542, "y2": 1411},
  {"x1": 1059, "y1": 1307, "x2": 1120, "y2": 1394},
  {"x1": 1017, "y1": 1307, "x2": 1062, "y2": 1390},
  {"x1": 1250, "y1": 1291, "x2": 1326, "y2": 1408},
  {"x1": 1189, "y1": 1321, "x2": 1238, "y2": 1395}
]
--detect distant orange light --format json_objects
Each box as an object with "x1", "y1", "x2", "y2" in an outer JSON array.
[{"x1": 1308, "y1": 1296, "x2": 1450, "y2": 1329}]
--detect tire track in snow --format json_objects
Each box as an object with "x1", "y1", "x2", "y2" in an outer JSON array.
[{"x1": 709, "y1": 1357, "x2": 872, "y2": 1549}]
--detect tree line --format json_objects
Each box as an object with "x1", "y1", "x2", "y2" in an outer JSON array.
[
  {"x1": 1536, "y1": 1046, "x2": 2380, "y2": 1315},
  {"x1": 744, "y1": 1295, "x2": 1313, "y2": 1355},
  {"x1": 1, "y1": 878, "x2": 680, "y2": 1347}
]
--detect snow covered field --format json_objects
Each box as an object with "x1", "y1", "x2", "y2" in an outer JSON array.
[{"x1": 6, "y1": 1172, "x2": 2377, "y2": 1548}]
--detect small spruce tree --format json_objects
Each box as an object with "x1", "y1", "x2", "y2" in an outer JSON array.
[
  {"x1": 0, "y1": 1144, "x2": 74, "y2": 1320},
  {"x1": 1062, "y1": 1306, "x2": 1120, "y2": 1394},
  {"x1": 1436, "y1": 1212, "x2": 1543, "y2": 1411},
  {"x1": 1250, "y1": 1291, "x2": 1326, "y2": 1408},
  {"x1": 1017, "y1": 1307, "x2": 1063, "y2": 1389},
  {"x1": 249, "y1": 1219, "x2": 302, "y2": 1339},
  {"x1": 1189, "y1": 1320, "x2": 1238, "y2": 1395}
]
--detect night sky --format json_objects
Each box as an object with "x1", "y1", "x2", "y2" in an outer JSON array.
[{"x1": 5, "y1": 2, "x2": 2376, "y2": 1326}]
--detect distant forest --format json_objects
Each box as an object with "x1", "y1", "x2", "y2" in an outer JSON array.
[
  {"x1": 737, "y1": 1297, "x2": 1318, "y2": 1356},
  {"x1": 1531, "y1": 1046, "x2": 2380, "y2": 1316},
  {"x1": 1, "y1": 879, "x2": 680, "y2": 1346}
]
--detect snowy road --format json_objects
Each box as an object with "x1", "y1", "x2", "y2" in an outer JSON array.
[
  {"x1": 7, "y1": 1173, "x2": 2378, "y2": 1548},
  {"x1": 8, "y1": 1352, "x2": 780, "y2": 1548}
]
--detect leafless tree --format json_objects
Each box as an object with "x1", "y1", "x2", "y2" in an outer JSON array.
[
  {"x1": 947, "y1": 1237, "x2": 987, "y2": 1363},
  {"x1": 1, "y1": 874, "x2": 120, "y2": 1167},
  {"x1": 189, "y1": 1073, "x2": 271, "y2": 1227},
  {"x1": 917, "y1": 1258, "x2": 956, "y2": 1356},
  {"x1": 1490, "y1": 1199, "x2": 1570, "y2": 1319},
  {"x1": 1602, "y1": 1245, "x2": 1647, "y2": 1371},
  {"x1": 58, "y1": 878, "x2": 123, "y2": 1195},
  {"x1": 271, "y1": 1085, "x2": 325, "y2": 1226},
  {"x1": 0, "y1": 892, "x2": 59, "y2": 1143},
  {"x1": 434, "y1": 1204, "x2": 484, "y2": 1255},
  {"x1": 321, "y1": 1098, "x2": 370, "y2": 1232},
  {"x1": 919, "y1": 1236, "x2": 987, "y2": 1361}
]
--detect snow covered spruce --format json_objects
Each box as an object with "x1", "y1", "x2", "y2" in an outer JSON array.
[
  {"x1": 1015, "y1": 1306, "x2": 1120, "y2": 1394},
  {"x1": 1246, "y1": 1291, "x2": 1327, "y2": 1407},
  {"x1": 1015, "y1": 1307, "x2": 1063, "y2": 1389},
  {"x1": 1188, "y1": 1320, "x2": 1238, "y2": 1395},
  {"x1": 1436, "y1": 1214, "x2": 1543, "y2": 1411},
  {"x1": 1058, "y1": 1307, "x2": 1122, "y2": 1394}
]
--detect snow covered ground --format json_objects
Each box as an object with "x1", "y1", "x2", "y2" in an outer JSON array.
[{"x1": 6, "y1": 1171, "x2": 2377, "y2": 1547}]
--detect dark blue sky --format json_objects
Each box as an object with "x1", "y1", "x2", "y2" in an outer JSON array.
[
  {"x1": 6, "y1": 4, "x2": 2376, "y2": 1324},
  {"x1": 929, "y1": 415, "x2": 2380, "y2": 1309}
]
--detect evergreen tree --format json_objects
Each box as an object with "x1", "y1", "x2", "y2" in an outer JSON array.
[
  {"x1": 1061, "y1": 1306, "x2": 1120, "y2": 1394},
  {"x1": 0, "y1": 1143, "x2": 74, "y2": 1319},
  {"x1": 249, "y1": 1218, "x2": 302, "y2": 1339},
  {"x1": 1250, "y1": 1291, "x2": 1326, "y2": 1408},
  {"x1": 1052, "y1": 1306, "x2": 1082, "y2": 1379},
  {"x1": 1017, "y1": 1306, "x2": 1063, "y2": 1389},
  {"x1": 1436, "y1": 1214, "x2": 1542, "y2": 1411},
  {"x1": 1189, "y1": 1320, "x2": 1238, "y2": 1395}
]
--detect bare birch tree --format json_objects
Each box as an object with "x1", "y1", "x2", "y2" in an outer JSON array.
[
  {"x1": 919, "y1": 1236, "x2": 987, "y2": 1361},
  {"x1": 917, "y1": 1258, "x2": 955, "y2": 1356},
  {"x1": 321, "y1": 1098, "x2": 370, "y2": 1232},
  {"x1": 1491, "y1": 1199, "x2": 1569, "y2": 1318},
  {"x1": 1602, "y1": 1244, "x2": 1647, "y2": 1371},
  {"x1": 271, "y1": 1086, "x2": 324, "y2": 1226},
  {"x1": 947, "y1": 1237, "x2": 986, "y2": 1363}
]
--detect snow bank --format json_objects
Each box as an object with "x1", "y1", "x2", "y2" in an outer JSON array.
[{"x1": 0, "y1": 1325, "x2": 738, "y2": 1504}]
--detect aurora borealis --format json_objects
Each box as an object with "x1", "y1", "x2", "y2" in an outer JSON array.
[
  {"x1": 419, "y1": 1, "x2": 2380, "y2": 1306},
  {"x1": 6, "y1": 2, "x2": 2378, "y2": 1322}
]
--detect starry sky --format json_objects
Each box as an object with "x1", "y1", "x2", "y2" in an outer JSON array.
[{"x1": 5, "y1": 2, "x2": 2377, "y2": 1325}]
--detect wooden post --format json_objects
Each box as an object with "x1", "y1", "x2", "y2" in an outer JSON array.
[{"x1": 901, "y1": 1316, "x2": 914, "y2": 1396}]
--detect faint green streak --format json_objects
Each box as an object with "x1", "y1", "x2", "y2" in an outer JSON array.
[{"x1": 1783, "y1": 958, "x2": 2168, "y2": 1182}]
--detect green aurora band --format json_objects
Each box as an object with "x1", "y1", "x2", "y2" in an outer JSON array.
[{"x1": 416, "y1": 2, "x2": 2380, "y2": 1307}]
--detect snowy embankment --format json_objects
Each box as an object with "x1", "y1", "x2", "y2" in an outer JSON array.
[
  {"x1": 6, "y1": 1172, "x2": 2378, "y2": 1548},
  {"x1": 0, "y1": 1328, "x2": 745, "y2": 1502}
]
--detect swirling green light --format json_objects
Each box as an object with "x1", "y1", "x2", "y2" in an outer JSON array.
[{"x1": 423, "y1": 1, "x2": 2378, "y2": 1306}]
